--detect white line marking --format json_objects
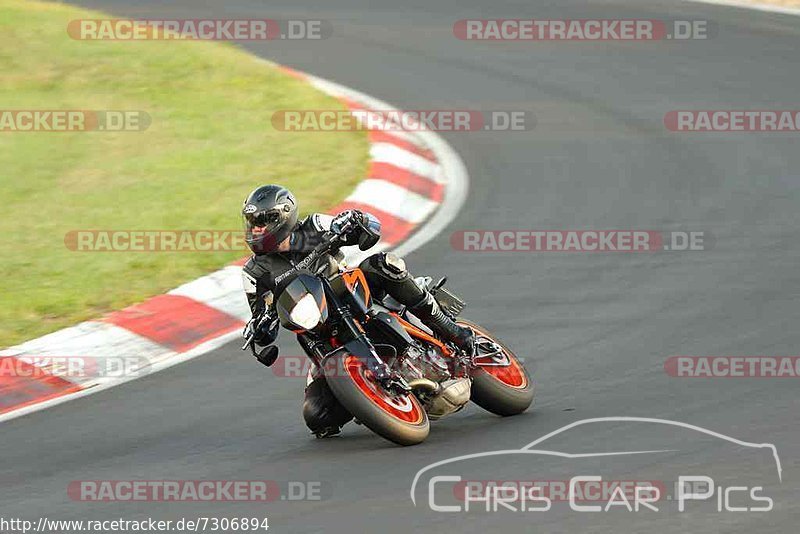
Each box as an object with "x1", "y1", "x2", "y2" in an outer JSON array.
[
  {"x1": 0, "y1": 59, "x2": 470, "y2": 424},
  {"x1": 301, "y1": 70, "x2": 469, "y2": 258},
  {"x1": 370, "y1": 143, "x2": 443, "y2": 183},
  {"x1": 685, "y1": 0, "x2": 800, "y2": 16},
  {"x1": 0, "y1": 329, "x2": 242, "y2": 423},
  {"x1": 168, "y1": 266, "x2": 251, "y2": 321},
  {"x1": 346, "y1": 179, "x2": 438, "y2": 223}
]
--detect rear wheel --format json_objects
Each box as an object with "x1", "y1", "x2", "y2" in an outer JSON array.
[
  {"x1": 459, "y1": 320, "x2": 535, "y2": 416},
  {"x1": 324, "y1": 353, "x2": 429, "y2": 446}
]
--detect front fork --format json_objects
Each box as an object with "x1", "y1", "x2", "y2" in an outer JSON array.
[{"x1": 303, "y1": 280, "x2": 411, "y2": 395}]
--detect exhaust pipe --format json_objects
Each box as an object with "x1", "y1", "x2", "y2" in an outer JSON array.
[{"x1": 407, "y1": 377, "x2": 441, "y2": 395}]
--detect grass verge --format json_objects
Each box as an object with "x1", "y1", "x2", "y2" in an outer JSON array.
[{"x1": 0, "y1": 0, "x2": 368, "y2": 347}]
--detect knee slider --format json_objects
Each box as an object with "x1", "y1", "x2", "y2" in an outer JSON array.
[{"x1": 373, "y1": 252, "x2": 407, "y2": 281}]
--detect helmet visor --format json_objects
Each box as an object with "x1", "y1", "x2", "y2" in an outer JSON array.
[{"x1": 242, "y1": 202, "x2": 294, "y2": 254}]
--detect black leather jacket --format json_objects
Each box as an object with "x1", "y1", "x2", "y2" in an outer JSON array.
[{"x1": 242, "y1": 213, "x2": 340, "y2": 321}]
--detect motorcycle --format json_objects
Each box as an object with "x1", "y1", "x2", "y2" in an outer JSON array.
[{"x1": 245, "y1": 229, "x2": 535, "y2": 446}]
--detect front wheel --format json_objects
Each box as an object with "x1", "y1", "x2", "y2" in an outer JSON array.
[
  {"x1": 459, "y1": 320, "x2": 535, "y2": 416},
  {"x1": 324, "y1": 352, "x2": 429, "y2": 446}
]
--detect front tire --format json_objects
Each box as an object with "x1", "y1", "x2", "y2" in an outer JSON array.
[
  {"x1": 459, "y1": 320, "x2": 535, "y2": 416},
  {"x1": 324, "y1": 352, "x2": 429, "y2": 446}
]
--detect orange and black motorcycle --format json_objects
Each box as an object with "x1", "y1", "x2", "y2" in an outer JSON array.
[{"x1": 266, "y1": 233, "x2": 534, "y2": 446}]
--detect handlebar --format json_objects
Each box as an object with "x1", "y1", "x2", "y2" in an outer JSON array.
[{"x1": 308, "y1": 231, "x2": 343, "y2": 262}]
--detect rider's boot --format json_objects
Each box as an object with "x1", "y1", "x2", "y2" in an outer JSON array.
[
  {"x1": 410, "y1": 292, "x2": 475, "y2": 357},
  {"x1": 303, "y1": 375, "x2": 353, "y2": 438},
  {"x1": 357, "y1": 252, "x2": 475, "y2": 356}
]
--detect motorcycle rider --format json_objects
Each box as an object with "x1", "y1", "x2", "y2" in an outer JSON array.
[{"x1": 240, "y1": 184, "x2": 474, "y2": 437}]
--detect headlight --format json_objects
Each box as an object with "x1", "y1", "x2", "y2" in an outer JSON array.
[{"x1": 290, "y1": 293, "x2": 322, "y2": 330}]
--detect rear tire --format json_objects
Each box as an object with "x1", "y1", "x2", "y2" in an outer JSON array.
[
  {"x1": 459, "y1": 320, "x2": 535, "y2": 416},
  {"x1": 324, "y1": 352, "x2": 429, "y2": 446}
]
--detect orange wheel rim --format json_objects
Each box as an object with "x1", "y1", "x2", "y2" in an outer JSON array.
[
  {"x1": 344, "y1": 355, "x2": 424, "y2": 424},
  {"x1": 466, "y1": 324, "x2": 528, "y2": 389}
]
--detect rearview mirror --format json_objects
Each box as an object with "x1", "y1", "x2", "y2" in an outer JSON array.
[{"x1": 256, "y1": 345, "x2": 279, "y2": 367}]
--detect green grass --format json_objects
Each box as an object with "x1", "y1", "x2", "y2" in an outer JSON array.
[{"x1": 0, "y1": 0, "x2": 368, "y2": 347}]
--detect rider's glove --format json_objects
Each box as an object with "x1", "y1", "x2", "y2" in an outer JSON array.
[
  {"x1": 244, "y1": 310, "x2": 279, "y2": 346},
  {"x1": 243, "y1": 311, "x2": 280, "y2": 367},
  {"x1": 330, "y1": 209, "x2": 365, "y2": 246}
]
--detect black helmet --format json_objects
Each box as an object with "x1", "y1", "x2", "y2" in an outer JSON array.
[{"x1": 242, "y1": 185, "x2": 298, "y2": 254}]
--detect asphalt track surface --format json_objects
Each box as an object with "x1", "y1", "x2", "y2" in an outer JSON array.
[{"x1": 3, "y1": 1, "x2": 800, "y2": 533}]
